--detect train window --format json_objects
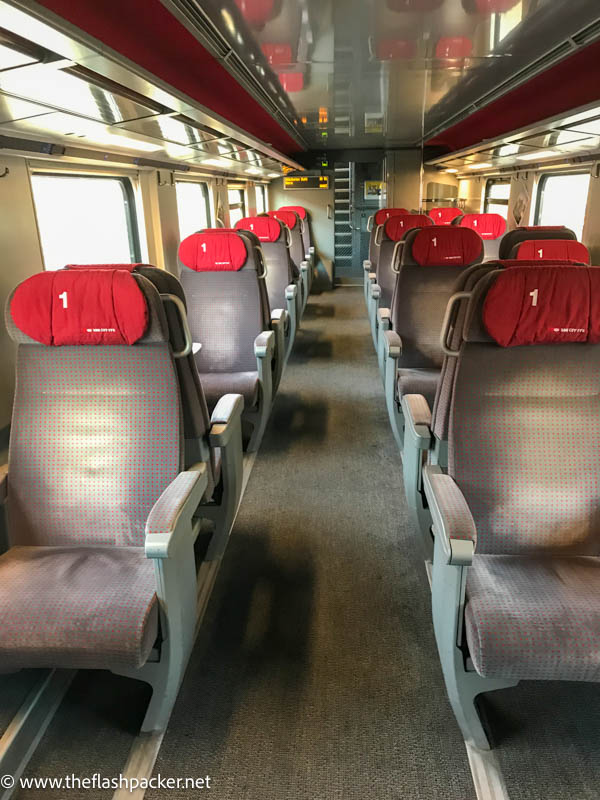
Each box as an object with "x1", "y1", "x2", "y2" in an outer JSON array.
[
  {"x1": 534, "y1": 172, "x2": 590, "y2": 239},
  {"x1": 176, "y1": 181, "x2": 211, "y2": 239},
  {"x1": 256, "y1": 184, "x2": 268, "y2": 214},
  {"x1": 484, "y1": 178, "x2": 510, "y2": 215},
  {"x1": 31, "y1": 174, "x2": 140, "y2": 270},
  {"x1": 228, "y1": 187, "x2": 246, "y2": 225}
]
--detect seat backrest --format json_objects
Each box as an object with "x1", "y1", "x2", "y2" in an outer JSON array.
[
  {"x1": 499, "y1": 225, "x2": 578, "y2": 259},
  {"x1": 432, "y1": 258, "x2": 586, "y2": 444},
  {"x1": 376, "y1": 214, "x2": 433, "y2": 307},
  {"x1": 234, "y1": 0, "x2": 276, "y2": 27},
  {"x1": 64, "y1": 262, "x2": 215, "y2": 485},
  {"x1": 269, "y1": 209, "x2": 304, "y2": 270},
  {"x1": 511, "y1": 239, "x2": 590, "y2": 264},
  {"x1": 391, "y1": 226, "x2": 483, "y2": 370},
  {"x1": 449, "y1": 264, "x2": 600, "y2": 556},
  {"x1": 454, "y1": 213, "x2": 506, "y2": 259},
  {"x1": 277, "y1": 205, "x2": 312, "y2": 255},
  {"x1": 429, "y1": 207, "x2": 463, "y2": 226},
  {"x1": 235, "y1": 216, "x2": 293, "y2": 311},
  {"x1": 368, "y1": 208, "x2": 409, "y2": 267},
  {"x1": 178, "y1": 231, "x2": 270, "y2": 376},
  {"x1": 5, "y1": 268, "x2": 180, "y2": 548}
]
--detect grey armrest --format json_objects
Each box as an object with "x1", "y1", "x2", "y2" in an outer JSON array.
[
  {"x1": 402, "y1": 394, "x2": 432, "y2": 443},
  {"x1": 145, "y1": 464, "x2": 209, "y2": 558},
  {"x1": 255, "y1": 330, "x2": 275, "y2": 358},
  {"x1": 0, "y1": 464, "x2": 7, "y2": 504},
  {"x1": 368, "y1": 271, "x2": 377, "y2": 283},
  {"x1": 377, "y1": 307, "x2": 391, "y2": 325},
  {"x1": 363, "y1": 259, "x2": 372, "y2": 272},
  {"x1": 209, "y1": 394, "x2": 244, "y2": 446},
  {"x1": 285, "y1": 284, "x2": 298, "y2": 302},
  {"x1": 423, "y1": 466, "x2": 477, "y2": 566},
  {"x1": 384, "y1": 329, "x2": 402, "y2": 358}
]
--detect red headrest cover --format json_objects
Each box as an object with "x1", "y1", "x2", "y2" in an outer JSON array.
[
  {"x1": 459, "y1": 213, "x2": 506, "y2": 240},
  {"x1": 514, "y1": 240, "x2": 590, "y2": 264},
  {"x1": 429, "y1": 207, "x2": 463, "y2": 225},
  {"x1": 65, "y1": 263, "x2": 139, "y2": 271},
  {"x1": 261, "y1": 43, "x2": 292, "y2": 66},
  {"x1": 10, "y1": 270, "x2": 148, "y2": 346},
  {"x1": 278, "y1": 205, "x2": 307, "y2": 220},
  {"x1": 178, "y1": 232, "x2": 247, "y2": 271},
  {"x1": 269, "y1": 209, "x2": 297, "y2": 229},
  {"x1": 483, "y1": 266, "x2": 600, "y2": 347},
  {"x1": 235, "y1": 216, "x2": 281, "y2": 242},
  {"x1": 234, "y1": 0, "x2": 275, "y2": 25},
  {"x1": 411, "y1": 227, "x2": 482, "y2": 266},
  {"x1": 385, "y1": 214, "x2": 433, "y2": 241},
  {"x1": 436, "y1": 37, "x2": 473, "y2": 60},
  {"x1": 374, "y1": 208, "x2": 409, "y2": 226}
]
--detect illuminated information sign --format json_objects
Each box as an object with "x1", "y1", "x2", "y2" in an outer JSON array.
[{"x1": 284, "y1": 175, "x2": 329, "y2": 190}]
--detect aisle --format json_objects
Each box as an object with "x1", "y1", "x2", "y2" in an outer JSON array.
[{"x1": 147, "y1": 287, "x2": 476, "y2": 799}]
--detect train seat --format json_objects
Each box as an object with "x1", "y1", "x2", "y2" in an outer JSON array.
[
  {"x1": 364, "y1": 207, "x2": 409, "y2": 298},
  {"x1": 367, "y1": 213, "x2": 433, "y2": 348},
  {"x1": 178, "y1": 231, "x2": 282, "y2": 452},
  {"x1": 277, "y1": 205, "x2": 314, "y2": 265},
  {"x1": 498, "y1": 224, "x2": 577, "y2": 259},
  {"x1": 379, "y1": 226, "x2": 483, "y2": 456},
  {"x1": 2, "y1": 268, "x2": 216, "y2": 732},
  {"x1": 235, "y1": 216, "x2": 299, "y2": 358},
  {"x1": 268, "y1": 209, "x2": 311, "y2": 308},
  {"x1": 453, "y1": 213, "x2": 506, "y2": 259},
  {"x1": 428, "y1": 207, "x2": 463, "y2": 225},
  {"x1": 511, "y1": 238, "x2": 590, "y2": 263},
  {"x1": 424, "y1": 264, "x2": 600, "y2": 749}
]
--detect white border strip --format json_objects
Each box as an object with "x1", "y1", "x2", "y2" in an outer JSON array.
[{"x1": 466, "y1": 743, "x2": 511, "y2": 800}]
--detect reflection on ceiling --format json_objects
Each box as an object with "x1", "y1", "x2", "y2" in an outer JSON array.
[
  {"x1": 426, "y1": 103, "x2": 600, "y2": 176},
  {"x1": 0, "y1": 0, "x2": 599, "y2": 169}
]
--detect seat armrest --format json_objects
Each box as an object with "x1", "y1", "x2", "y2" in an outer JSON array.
[
  {"x1": 209, "y1": 394, "x2": 244, "y2": 446},
  {"x1": 423, "y1": 466, "x2": 476, "y2": 566},
  {"x1": 384, "y1": 330, "x2": 402, "y2": 359},
  {"x1": 377, "y1": 307, "x2": 391, "y2": 325},
  {"x1": 285, "y1": 284, "x2": 298, "y2": 301},
  {"x1": 145, "y1": 464, "x2": 209, "y2": 558},
  {"x1": 0, "y1": 464, "x2": 7, "y2": 504},
  {"x1": 368, "y1": 271, "x2": 377, "y2": 283},
  {"x1": 403, "y1": 393, "x2": 432, "y2": 432},
  {"x1": 363, "y1": 259, "x2": 372, "y2": 272},
  {"x1": 255, "y1": 330, "x2": 275, "y2": 358},
  {"x1": 271, "y1": 307, "x2": 286, "y2": 324}
]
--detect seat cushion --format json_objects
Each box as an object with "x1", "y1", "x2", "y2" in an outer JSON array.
[
  {"x1": 199, "y1": 371, "x2": 259, "y2": 411},
  {"x1": 465, "y1": 554, "x2": 600, "y2": 681},
  {"x1": 0, "y1": 546, "x2": 158, "y2": 671},
  {"x1": 397, "y1": 368, "x2": 440, "y2": 406}
]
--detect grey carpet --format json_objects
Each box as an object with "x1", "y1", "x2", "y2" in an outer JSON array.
[{"x1": 147, "y1": 287, "x2": 476, "y2": 800}]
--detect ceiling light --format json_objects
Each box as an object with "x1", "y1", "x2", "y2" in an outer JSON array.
[
  {"x1": 467, "y1": 162, "x2": 492, "y2": 170},
  {"x1": 268, "y1": 172, "x2": 280, "y2": 178},
  {"x1": 245, "y1": 167, "x2": 262, "y2": 175},
  {"x1": 517, "y1": 150, "x2": 557, "y2": 161},
  {"x1": 445, "y1": 168, "x2": 458, "y2": 173},
  {"x1": 201, "y1": 158, "x2": 230, "y2": 168}
]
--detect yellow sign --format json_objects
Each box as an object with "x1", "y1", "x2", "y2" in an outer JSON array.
[{"x1": 284, "y1": 175, "x2": 329, "y2": 190}]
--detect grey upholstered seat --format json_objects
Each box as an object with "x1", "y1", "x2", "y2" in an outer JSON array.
[
  {"x1": 278, "y1": 205, "x2": 312, "y2": 260},
  {"x1": 423, "y1": 263, "x2": 600, "y2": 749},
  {"x1": 270, "y1": 208, "x2": 304, "y2": 273},
  {"x1": 0, "y1": 546, "x2": 158, "y2": 670},
  {"x1": 178, "y1": 230, "x2": 278, "y2": 451},
  {"x1": 380, "y1": 225, "x2": 483, "y2": 450},
  {"x1": 376, "y1": 214, "x2": 434, "y2": 309}
]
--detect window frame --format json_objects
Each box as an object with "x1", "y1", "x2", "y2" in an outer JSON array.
[
  {"x1": 483, "y1": 177, "x2": 510, "y2": 214},
  {"x1": 227, "y1": 185, "x2": 246, "y2": 223},
  {"x1": 31, "y1": 171, "x2": 142, "y2": 265},
  {"x1": 533, "y1": 170, "x2": 590, "y2": 229},
  {"x1": 256, "y1": 184, "x2": 268, "y2": 215},
  {"x1": 175, "y1": 179, "x2": 212, "y2": 237}
]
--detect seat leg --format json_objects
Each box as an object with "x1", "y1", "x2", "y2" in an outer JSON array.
[
  {"x1": 383, "y1": 357, "x2": 404, "y2": 453},
  {"x1": 431, "y1": 532, "x2": 517, "y2": 750}
]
